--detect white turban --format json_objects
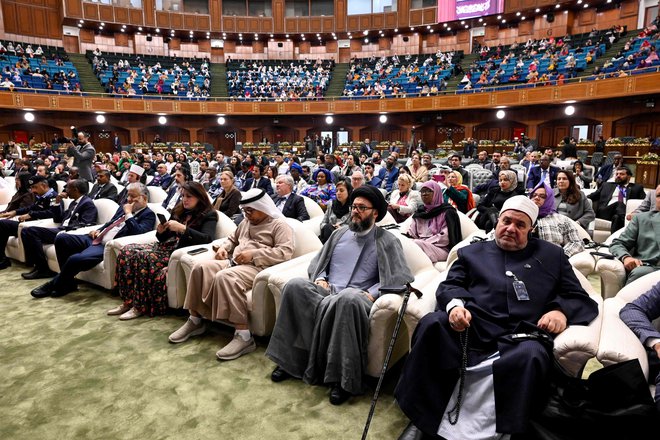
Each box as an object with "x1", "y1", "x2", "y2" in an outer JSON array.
[
  {"x1": 500, "y1": 195, "x2": 539, "y2": 224},
  {"x1": 129, "y1": 164, "x2": 145, "y2": 176},
  {"x1": 240, "y1": 188, "x2": 282, "y2": 219}
]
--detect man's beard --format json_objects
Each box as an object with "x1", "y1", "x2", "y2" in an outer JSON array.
[{"x1": 348, "y1": 215, "x2": 374, "y2": 232}]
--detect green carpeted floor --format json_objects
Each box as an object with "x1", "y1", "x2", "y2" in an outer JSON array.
[{"x1": 0, "y1": 263, "x2": 409, "y2": 440}]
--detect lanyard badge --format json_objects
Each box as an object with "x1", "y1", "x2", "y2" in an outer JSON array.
[{"x1": 506, "y1": 270, "x2": 530, "y2": 301}]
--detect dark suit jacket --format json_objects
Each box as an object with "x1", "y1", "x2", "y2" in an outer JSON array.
[
  {"x1": 526, "y1": 165, "x2": 560, "y2": 189},
  {"x1": 53, "y1": 196, "x2": 98, "y2": 230},
  {"x1": 588, "y1": 182, "x2": 646, "y2": 218},
  {"x1": 89, "y1": 183, "x2": 118, "y2": 201},
  {"x1": 148, "y1": 173, "x2": 172, "y2": 190},
  {"x1": 156, "y1": 210, "x2": 218, "y2": 250},
  {"x1": 67, "y1": 142, "x2": 96, "y2": 182},
  {"x1": 595, "y1": 163, "x2": 616, "y2": 183},
  {"x1": 97, "y1": 206, "x2": 156, "y2": 239},
  {"x1": 272, "y1": 193, "x2": 310, "y2": 222},
  {"x1": 242, "y1": 177, "x2": 273, "y2": 195}
]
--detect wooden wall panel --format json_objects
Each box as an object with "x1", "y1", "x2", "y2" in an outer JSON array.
[
  {"x1": 156, "y1": 11, "x2": 170, "y2": 28},
  {"x1": 326, "y1": 40, "x2": 338, "y2": 52},
  {"x1": 262, "y1": 19, "x2": 273, "y2": 33},
  {"x1": 285, "y1": 17, "x2": 297, "y2": 32},
  {"x1": 273, "y1": 0, "x2": 284, "y2": 33},
  {"x1": 373, "y1": 14, "x2": 384, "y2": 30},
  {"x1": 619, "y1": 0, "x2": 639, "y2": 18},
  {"x1": 422, "y1": 8, "x2": 436, "y2": 24},
  {"x1": 197, "y1": 15, "x2": 210, "y2": 30},
  {"x1": 322, "y1": 17, "x2": 334, "y2": 32},
  {"x1": 299, "y1": 41, "x2": 310, "y2": 54},
  {"x1": 1, "y1": 2, "x2": 18, "y2": 34},
  {"x1": 65, "y1": 0, "x2": 83, "y2": 18},
  {"x1": 168, "y1": 37, "x2": 181, "y2": 50},
  {"x1": 129, "y1": 8, "x2": 143, "y2": 25},
  {"x1": 198, "y1": 39, "x2": 210, "y2": 51},
  {"x1": 385, "y1": 12, "x2": 397, "y2": 28},
  {"x1": 184, "y1": 14, "x2": 196, "y2": 30},
  {"x1": 578, "y1": 8, "x2": 596, "y2": 26},
  {"x1": 16, "y1": 4, "x2": 35, "y2": 36},
  {"x1": 115, "y1": 7, "x2": 129, "y2": 23},
  {"x1": 298, "y1": 18, "x2": 310, "y2": 33},
  {"x1": 114, "y1": 32, "x2": 129, "y2": 46},
  {"x1": 143, "y1": 0, "x2": 156, "y2": 26},
  {"x1": 248, "y1": 18, "x2": 259, "y2": 32},
  {"x1": 223, "y1": 40, "x2": 236, "y2": 52},
  {"x1": 310, "y1": 17, "x2": 321, "y2": 33},
  {"x1": 505, "y1": 0, "x2": 522, "y2": 14},
  {"x1": 236, "y1": 17, "x2": 248, "y2": 32},
  {"x1": 457, "y1": 30, "x2": 469, "y2": 43},
  {"x1": 398, "y1": 0, "x2": 410, "y2": 29},
  {"x1": 409, "y1": 10, "x2": 422, "y2": 27},
  {"x1": 519, "y1": 20, "x2": 533, "y2": 36},
  {"x1": 223, "y1": 17, "x2": 236, "y2": 32},
  {"x1": 359, "y1": 15, "x2": 371, "y2": 30},
  {"x1": 171, "y1": 13, "x2": 183, "y2": 29},
  {"x1": 484, "y1": 25, "x2": 499, "y2": 41},
  {"x1": 253, "y1": 41, "x2": 265, "y2": 53},
  {"x1": 99, "y1": 5, "x2": 114, "y2": 22},
  {"x1": 31, "y1": 9, "x2": 48, "y2": 38},
  {"x1": 347, "y1": 16, "x2": 359, "y2": 31},
  {"x1": 335, "y1": 0, "x2": 346, "y2": 31}
]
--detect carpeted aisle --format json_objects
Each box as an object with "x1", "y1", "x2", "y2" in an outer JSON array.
[{"x1": 0, "y1": 263, "x2": 409, "y2": 440}]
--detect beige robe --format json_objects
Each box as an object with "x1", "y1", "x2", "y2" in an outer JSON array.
[{"x1": 185, "y1": 216, "x2": 294, "y2": 326}]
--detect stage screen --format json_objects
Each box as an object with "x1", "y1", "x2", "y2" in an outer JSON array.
[{"x1": 437, "y1": 0, "x2": 505, "y2": 22}]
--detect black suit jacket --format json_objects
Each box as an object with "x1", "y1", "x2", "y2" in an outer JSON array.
[
  {"x1": 526, "y1": 165, "x2": 560, "y2": 189},
  {"x1": 156, "y1": 210, "x2": 218, "y2": 250},
  {"x1": 53, "y1": 196, "x2": 98, "y2": 230},
  {"x1": 89, "y1": 183, "x2": 118, "y2": 201},
  {"x1": 242, "y1": 177, "x2": 274, "y2": 195},
  {"x1": 16, "y1": 189, "x2": 57, "y2": 219},
  {"x1": 588, "y1": 182, "x2": 646, "y2": 218},
  {"x1": 272, "y1": 193, "x2": 310, "y2": 222}
]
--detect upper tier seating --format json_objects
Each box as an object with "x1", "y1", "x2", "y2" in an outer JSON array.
[
  {"x1": 341, "y1": 51, "x2": 463, "y2": 99},
  {"x1": 226, "y1": 58, "x2": 334, "y2": 100},
  {"x1": 87, "y1": 50, "x2": 210, "y2": 98}
]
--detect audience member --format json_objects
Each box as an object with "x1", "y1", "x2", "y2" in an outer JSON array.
[
  {"x1": 300, "y1": 168, "x2": 336, "y2": 211},
  {"x1": 553, "y1": 170, "x2": 595, "y2": 230},
  {"x1": 443, "y1": 170, "x2": 475, "y2": 214},
  {"x1": 588, "y1": 166, "x2": 645, "y2": 233},
  {"x1": 272, "y1": 175, "x2": 309, "y2": 222},
  {"x1": 388, "y1": 174, "x2": 422, "y2": 223},
  {"x1": 212, "y1": 170, "x2": 241, "y2": 218}
]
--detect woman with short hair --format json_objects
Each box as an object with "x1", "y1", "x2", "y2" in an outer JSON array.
[{"x1": 212, "y1": 170, "x2": 241, "y2": 218}]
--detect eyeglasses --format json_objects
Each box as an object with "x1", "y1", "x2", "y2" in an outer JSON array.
[
  {"x1": 531, "y1": 193, "x2": 547, "y2": 199},
  {"x1": 350, "y1": 204, "x2": 374, "y2": 213},
  {"x1": 241, "y1": 207, "x2": 256, "y2": 215}
]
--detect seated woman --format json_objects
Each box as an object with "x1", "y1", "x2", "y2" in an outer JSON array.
[
  {"x1": 572, "y1": 160, "x2": 592, "y2": 189},
  {"x1": 530, "y1": 182, "x2": 585, "y2": 258},
  {"x1": 109, "y1": 182, "x2": 218, "y2": 320},
  {"x1": 319, "y1": 178, "x2": 352, "y2": 243},
  {"x1": 443, "y1": 170, "x2": 476, "y2": 214},
  {"x1": 388, "y1": 173, "x2": 422, "y2": 223},
  {"x1": 553, "y1": 170, "x2": 595, "y2": 231},
  {"x1": 406, "y1": 181, "x2": 462, "y2": 263},
  {"x1": 409, "y1": 153, "x2": 429, "y2": 183},
  {"x1": 212, "y1": 170, "x2": 241, "y2": 219},
  {"x1": 475, "y1": 170, "x2": 523, "y2": 231},
  {"x1": 300, "y1": 167, "x2": 336, "y2": 211},
  {"x1": 1, "y1": 172, "x2": 34, "y2": 214}
]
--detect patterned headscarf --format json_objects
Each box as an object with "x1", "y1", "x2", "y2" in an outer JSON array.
[{"x1": 530, "y1": 182, "x2": 555, "y2": 218}]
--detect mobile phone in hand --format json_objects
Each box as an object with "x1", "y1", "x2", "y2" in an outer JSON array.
[
  {"x1": 157, "y1": 213, "x2": 167, "y2": 224},
  {"x1": 187, "y1": 247, "x2": 208, "y2": 255}
]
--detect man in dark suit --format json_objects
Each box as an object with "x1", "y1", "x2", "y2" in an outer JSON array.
[
  {"x1": 526, "y1": 154, "x2": 560, "y2": 189},
  {"x1": 148, "y1": 163, "x2": 173, "y2": 189},
  {"x1": 0, "y1": 175, "x2": 57, "y2": 270},
  {"x1": 595, "y1": 153, "x2": 623, "y2": 186},
  {"x1": 588, "y1": 166, "x2": 646, "y2": 233},
  {"x1": 31, "y1": 183, "x2": 155, "y2": 298},
  {"x1": 272, "y1": 175, "x2": 310, "y2": 222},
  {"x1": 116, "y1": 164, "x2": 145, "y2": 205},
  {"x1": 20, "y1": 179, "x2": 98, "y2": 279},
  {"x1": 241, "y1": 164, "x2": 273, "y2": 195},
  {"x1": 113, "y1": 133, "x2": 122, "y2": 153},
  {"x1": 88, "y1": 170, "x2": 118, "y2": 201}
]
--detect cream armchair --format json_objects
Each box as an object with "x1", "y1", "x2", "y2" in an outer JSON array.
[
  {"x1": 266, "y1": 233, "x2": 445, "y2": 377},
  {"x1": 404, "y1": 266, "x2": 604, "y2": 378},
  {"x1": 593, "y1": 229, "x2": 625, "y2": 299},
  {"x1": 299, "y1": 195, "x2": 325, "y2": 236},
  {"x1": 174, "y1": 218, "x2": 323, "y2": 336},
  {"x1": 596, "y1": 271, "x2": 660, "y2": 389}
]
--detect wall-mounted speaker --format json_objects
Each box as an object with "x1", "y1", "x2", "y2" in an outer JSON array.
[
  {"x1": 277, "y1": 42, "x2": 283, "y2": 48},
  {"x1": 403, "y1": 36, "x2": 409, "y2": 42},
  {"x1": 146, "y1": 35, "x2": 153, "y2": 42},
  {"x1": 546, "y1": 12, "x2": 555, "y2": 23}
]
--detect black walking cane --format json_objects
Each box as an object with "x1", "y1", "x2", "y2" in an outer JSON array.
[{"x1": 361, "y1": 282, "x2": 422, "y2": 440}]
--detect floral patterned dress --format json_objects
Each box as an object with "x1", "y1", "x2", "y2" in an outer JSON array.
[{"x1": 300, "y1": 183, "x2": 336, "y2": 208}]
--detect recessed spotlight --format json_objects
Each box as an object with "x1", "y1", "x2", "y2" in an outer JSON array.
[
  {"x1": 555, "y1": 3, "x2": 560, "y2": 7},
  {"x1": 363, "y1": 30, "x2": 369, "y2": 35},
  {"x1": 156, "y1": 28, "x2": 160, "y2": 32},
  {"x1": 158, "y1": 116, "x2": 167, "y2": 125},
  {"x1": 325, "y1": 116, "x2": 334, "y2": 124},
  {"x1": 535, "y1": 8, "x2": 540, "y2": 12},
  {"x1": 217, "y1": 116, "x2": 226, "y2": 125},
  {"x1": 96, "y1": 115, "x2": 106, "y2": 123},
  {"x1": 24, "y1": 112, "x2": 35, "y2": 122},
  {"x1": 138, "y1": 27, "x2": 143, "y2": 31},
  {"x1": 496, "y1": 110, "x2": 506, "y2": 119},
  {"x1": 565, "y1": 105, "x2": 576, "y2": 116},
  {"x1": 379, "y1": 115, "x2": 387, "y2": 123}
]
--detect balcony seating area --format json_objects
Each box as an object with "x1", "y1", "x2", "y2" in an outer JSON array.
[{"x1": 226, "y1": 58, "x2": 334, "y2": 100}]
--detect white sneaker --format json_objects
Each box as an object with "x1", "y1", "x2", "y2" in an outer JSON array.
[
  {"x1": 215, "y1": 334, "x2": 256, "y2": 361},
  {"x1": 118, "y1": 307, "x2": 142, "y2": 321},
  {"x1": 107, "y1": 303, "x2": 131, "y2": 316},
  {"x1": 168, "y1": 318, "x2": 206, "y2": 344}
]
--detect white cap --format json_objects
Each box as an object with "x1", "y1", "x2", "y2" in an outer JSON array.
[
  {"x1": 500, "y1": 195, "x2": 539, "y2": 224},
  {"x1": 129, "y1": 164, "x2": 145, "y2": 176}
]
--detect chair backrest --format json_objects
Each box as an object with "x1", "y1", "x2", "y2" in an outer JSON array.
[
  {"x1": 397, "y1": 234, "x2": 434, "y2": 275},
  {"x1": 93, "y1": 198, "x2": 120, "y2": 224},
  {"x1": 285, "y1": 217, "x2": 323, "y2": 257},
  {"x1": 214, "y1": 210, "x2": 238, "y2": 239},
  {"x1": 576, "y1": 150, "x2": 588, "y2": 162},
  {"x1": 457, "y1": 210, "x2": 480, "y2": 239},
  {"x1": 607, "y1": 151, "x2": 621, "y2": 162},
  {"x1": 615, "y1": 271, "x2": 660, "y2": 304},
  {"x1": 147, "y1": 186, "x2": 167, "y2": 204},
  {"x1": 469, "y1": 169, "x2": 494, "y2": 191},
  {"x1": 590, "y1": 152, "x2": 603, "y2": 168},
  {"x1": 300, "y1": 195, "x2": 324, "y2": 218},
  {"x1": 56, "y1": 180, "x2": 66, "y2": 193}
]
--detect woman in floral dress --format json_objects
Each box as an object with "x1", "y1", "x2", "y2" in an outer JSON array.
[{"x1": 109, "y1": 181, "x2": 218, "y2": 320}]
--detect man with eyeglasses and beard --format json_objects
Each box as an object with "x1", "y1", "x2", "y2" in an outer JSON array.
[{"x1": 265, "y1": 185, "x2": 414, "y2": 406}]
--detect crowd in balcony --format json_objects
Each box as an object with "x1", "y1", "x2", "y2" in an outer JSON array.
[
  {"x1": 597, "y1": 16, "x2": 660, "y2": 76},
  {"x1": 0, "y1": 41, "x2": 80, "y2": 92},
  {"x1": 341, "y1": 50, "x2": 461, "y2": 99},
  {"x1": 226, "y1": 58, "x2": 334, "y2": 100},
  {"x1": 89, "y1": 49, "x2": 211, "y2": 98}
]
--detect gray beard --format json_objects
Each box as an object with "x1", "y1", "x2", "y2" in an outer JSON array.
[{"x1": 348, "y1": 215, "x2": 373, "y2": 232}]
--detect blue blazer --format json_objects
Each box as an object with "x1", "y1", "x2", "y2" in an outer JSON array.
[
  {"x1": 526, "y1": 165, "x2": 560, "y2": 189},
  {"x1": 97, "y1": 206, "x2": 155, "y2": 239},
  {"x1": 242, "y1": 177, "x2": 274, "y2": 195},
  {"x1": 54, "y1": 196, "x2": 98, "y2": 230}
]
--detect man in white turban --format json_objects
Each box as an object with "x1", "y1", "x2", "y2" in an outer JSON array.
[
  {"x1": 395, "y1": 195, "x2": 599, "y2": 439},
  {"x1": 168, "y1": 188, "x2": 294, "y2": 360}
]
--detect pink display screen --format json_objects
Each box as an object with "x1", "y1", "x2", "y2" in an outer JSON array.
[{"x1": 437, "y1": 0, "x2": 505, "y2": 22}]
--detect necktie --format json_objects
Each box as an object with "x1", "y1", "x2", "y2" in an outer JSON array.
[
  {"x1": 618, "y1": 186, "x2": 625, "y2": 203},
  {"x1": 92, "y1": 215, "x2": 126, "y2": 245},
  {"x1": 541, "y1": 170, "x2": 547, "y2": 183},
  {"x1": 65, "y1": 201, "x2": 78, "y2": 220}
]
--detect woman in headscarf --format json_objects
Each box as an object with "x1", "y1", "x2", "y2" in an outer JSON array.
[
  {"x1": 319, "y1": 178, "x2": 352, "y2": 243},
  {"x1": 443, "y1": 170, "x2": 476, "y2": 214},
  {"x1": 388, "y1": 173, "x2": 423, "y2": 223},
  {"x1": 1, "y1": 172, "x2": 35, "y2": 213},
  {"x1": 474, "y1": 170, "x2": 523, "y2": 231},
  {"x1": 109, "y1": 182, "x2": 218, "y2": 320},
  {"x1": 300, "y1": 167, "x2": 336, "y2": 211},
  {"x1": 406, "y1": 181, "x2": 462, "y2": 263},
  {"x1": 529, "y1": 182, "x2": 585, "y2": 258}
]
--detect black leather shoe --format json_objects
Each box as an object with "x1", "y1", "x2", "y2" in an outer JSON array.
[
  {"x1": 329, "y1": 385, "x2": 351, "y2": 405},
  {"x1": 22, "y1": 268, "x2": 56, "y2": 280},
  {"x1": 31, "y1": 281, "x2": 55, "y2": 299},
  {"x1": 0, "y1": 258, "x2": 11, "y2": 270},
  {"x1": 271, "y1": 366, "x2": 292, "y2": 383},
  {"x1": 397, "y1": 422, "x2": 426, "y2": 440},
  {"x1": 51, "y1": 283, "x2": 77, "y2": 298}
]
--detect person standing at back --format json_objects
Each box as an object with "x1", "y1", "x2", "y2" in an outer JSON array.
[{"x1": 67, "y1": 131, "x2": 96, "y2": 183}]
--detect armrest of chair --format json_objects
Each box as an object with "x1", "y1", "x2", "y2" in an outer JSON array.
[
  {"x1": 596, "y1": 297, "x2": 650, "y2": 378},
  {"x1": 107, "y1": 231, "x2": 158, "y2": 253},
  {"x1": 568, "y1": 251, "x2": 596, "y2": 278},
  {"x1": 266, "y1": 264, "x2": 311, "y2": 310},
  {"x1": 553, "y1": 293, "x2": 604, "y2": 377},
  {"x1": 302, "y1": 217, "x2": 322, "y2": 237},
  {"x1": 596, "y1": 257, "x2": 626, "y2": 299},
  {"x1": 403, "y1": 270, "x2": 447, "y2": 336}
]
